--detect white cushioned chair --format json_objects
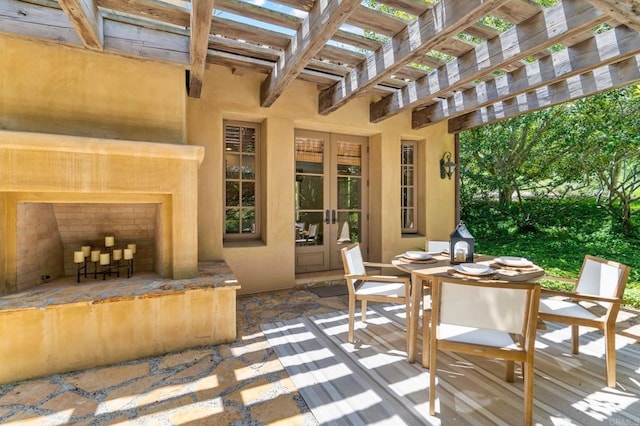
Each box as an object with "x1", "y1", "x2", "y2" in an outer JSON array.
[
  {"x1": 427, "y1": 276, "x2": 541, "y2": 426},
  {"x1": 538, "y1": 255, "x2": 631, "y2": 388},
  {"x1": 340, "y1": 243, "x2": 410, "y2": 344}
]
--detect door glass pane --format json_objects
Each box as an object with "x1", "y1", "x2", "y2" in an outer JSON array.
[
  {"x1": 298, "y1": 176, "x2": 323, "y2": 209},
  {"x1": 337, "y1": 142, "x2": 361, "y2": 175},
  {"x1": 296, "y1": 137, "x2": 324, "y2": 174},
  {"x1": 338, "y1": 211, "x2": 360, "y2": 244},
  {"x1": 225, "y1": 126, "x2": 240, "y2": 152},
  {"x1": 337, "y1": 176, "x2": 361, "y2": 210},
  {"x1": 295, "y1": 212, "x2": 324, "y2": 246}
]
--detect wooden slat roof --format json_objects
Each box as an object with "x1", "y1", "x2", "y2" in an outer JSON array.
[{"x1": 2, "y1": 0, "x2": 640, "y2": 131}]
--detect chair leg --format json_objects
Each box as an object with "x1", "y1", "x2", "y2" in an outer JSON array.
[
  {"x1": 505, "y1": 360, "x2": 515, "y2": 383},
  {"x1": 361, "y1": 300, "x2": 367, "y2": 322},
  {"x1": 422, "y1": 312, "x2": 430, "y2": 369},
  {"x1": 571, "y1": 325, "x2": 580, "y2": 354},
  {"x1": 605, "y1": 323, "x2": 617, "y2": 388},
  {"x1": 429, "y1": 343, "x2": 437, "y2": 415},
  {"x1": 523, "y1": 361, "x2": 534, "y2": 426},
  {"x1": 348, "y1": 296, "x2": 356, "y2": 343}
]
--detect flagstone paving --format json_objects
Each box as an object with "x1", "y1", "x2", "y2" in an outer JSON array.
[
  {"x1": 0, "y1": 279, "x2": 639, "y2": 425},
  {"x1": 0, "y1": 284, "x2": 349, "y2": 425}
]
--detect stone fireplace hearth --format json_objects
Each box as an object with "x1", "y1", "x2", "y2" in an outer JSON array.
[{"x1": 0, "y1": 130, "x2": 205, "y2": 295}]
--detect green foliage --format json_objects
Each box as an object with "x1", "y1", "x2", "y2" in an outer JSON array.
[{"x1": 462, "y1": 198, "x2": 640, "y2": 308}]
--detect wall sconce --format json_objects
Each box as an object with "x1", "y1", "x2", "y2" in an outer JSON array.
[{"x1": 440, "y1": 151, "x2": 457, "y2": 180}]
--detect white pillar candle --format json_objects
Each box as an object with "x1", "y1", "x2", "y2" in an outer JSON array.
[
  {"x1": 90, "y1": 250, "x2": 100, "y2": 262},
  {"x1": 100, "y1": 253, "x2": 110, "y2": 265},
  {"x1": 81, "y1": 246, "x2": 91, "y2": 257},
  {"x1": 74, "y1": 251, "x2": 85, "y2": 263},
  {"x1": 112, "y1": 249, "x2": 123, "y2": 261},
  {"x1": 127, "y1": 243, "x2": 137, "y2": 254},
  {"x1": 124, "y1": 248, "x2": 133, "y2": 260},
  {"x1": 105, "y1": 236, "x2": 115, "y2": 247}
]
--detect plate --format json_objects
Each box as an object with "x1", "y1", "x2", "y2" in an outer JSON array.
[
  {"x1": 454, "y1": 263, "x2": 494, "y2": 276},
  {"x1": 495, "y1": 256, "x2": 533, "y2": 267},
  {"x1": 403, "y1": 251, "x2": 432, "y2": 261}
]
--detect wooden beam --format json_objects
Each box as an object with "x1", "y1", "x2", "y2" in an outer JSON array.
[
  {"x1": 318, "y1": 0, "x2": 509, "y2": 115},
  {"x1": 414, "y1": 25, "x2": 640, "y2": 127},
  {"x1": 369, "y1": 0, "x2": 607, "y2": 123},
  {"x1": 57, "y1": 0, "x2": 103, "y2": 50},
  {"x1": 188, "y1": 0, "x2": 215, "y2": 98},
  {"x1": 0, "y1": 0, "x2": 189, "y2": 64},
  {"x1": 586, "y1": 0, "x2": 640, "y2": 32},
  {"x1": 447, "y1": 55, "x2": 640, "y2": 132},
  {"x1": 260, "y1": 0, "x2": 360, "y2": 108}
]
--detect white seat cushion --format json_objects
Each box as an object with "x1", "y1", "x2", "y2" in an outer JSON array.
[
  {"x1": 539, "y1": 298, "x2": 598, "y2": 320},
  {"x1": 439, "y1": 324, "x2": 519, "y2": 349},
  {"x1": 355, "y1": 281, "x2": 405, "y2": 297}
]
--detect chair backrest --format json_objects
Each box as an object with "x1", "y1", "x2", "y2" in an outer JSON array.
[
  {"x1": 427, "y1": 240, "x2": 449, "y2": 253},
  {"x1": 307, "y1": 223, "x2": 319, "y2": 239},
  {"x1": 341, "y1": 243, "x2": 366, "y2": 276},
  {"x1": 575, "y1": 255, "x2": 630, "y2": 308},
  {"x1": 433, "y1": 277, "x2": 540, "y2": 337}
]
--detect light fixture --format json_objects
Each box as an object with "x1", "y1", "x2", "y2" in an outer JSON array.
[{"x1": 439, "y1": 151, "x2": 457, "y2": 180}]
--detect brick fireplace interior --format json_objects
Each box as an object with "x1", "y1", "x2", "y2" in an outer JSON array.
[{"x1": 17, "y1": 203, "x2": 159, "y2": 291}]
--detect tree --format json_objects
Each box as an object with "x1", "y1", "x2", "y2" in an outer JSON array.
[{"x1": 571, "y1": 86, "x2": 640, "y2": 234}]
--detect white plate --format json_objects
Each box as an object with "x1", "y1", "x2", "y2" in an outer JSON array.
[
  {"x1": 403, "y1": 251, "x2": 432, "y2": 260},
  {"x1": 495, "y1": 256, "x2": 533, "y2": 267},
  {"x1": 454, "y1": 263, "x2": 494, "y2": 276}
]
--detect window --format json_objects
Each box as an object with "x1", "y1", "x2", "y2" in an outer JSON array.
[
  {"x1": 224, "y1": 120, "x2": 260, "y2": 241},
  {"x1": 401, "y1": 141, "x2": 417, "y2": 234}
]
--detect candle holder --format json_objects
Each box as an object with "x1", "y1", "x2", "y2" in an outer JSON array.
[{"x1": 74, "y1": 238, "x2": 135, "y2": 282}]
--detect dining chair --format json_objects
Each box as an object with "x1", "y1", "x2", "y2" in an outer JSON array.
[
  {"x1": 340, "y1": 243, "x2": 410, "y2": 344},
  {"x1": 296, "y1": 223, "x2": 319, "y2": 245},
  {"x1": 538, "y1": 255, "x2": 631, "y2": 388},
  {"x1": 427, "y1": 276, "x2": 541, "y2": 426}
]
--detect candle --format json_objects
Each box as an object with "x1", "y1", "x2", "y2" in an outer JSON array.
[
  {"x1": 113, "y1": 249, "x2": 123, "y2": 261},
  {"x1": 124, "y1": 248, "x2": 133, "y2": 260},
  {"x1": 100, "y1": 253, "x2": 110, "y2": 265},
  {"x1": 81, "y1": 246, "x2": 91, "y2": 257},
  {"x1": 127, "y1": 243, "x2": 137, "y2": 254},
  {"x1": 90, "y1": 250, "x2": 100, "y2": 262},
  {"x1": 74, "y1": 251, "x2": 85, "y2": 263},
  {"x1": 105, "y1": 236, "x2": 115, "y2": 247}
]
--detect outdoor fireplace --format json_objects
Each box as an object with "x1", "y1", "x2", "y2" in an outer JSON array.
[{"x1": 0, "y1": 130, "x2": 205, "y2": 295}]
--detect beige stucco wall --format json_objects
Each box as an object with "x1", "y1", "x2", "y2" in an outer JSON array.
[
  {"x1": 0, "y1": 286, "x2": 238, "y2": 385},
  {"x1": 0, "y1": 36, "x2": 185, "y2": 143},
  {"x1": 0, "y1": 34, "x2": 456, "y2": 296},
  {"x1": 188, "y1": 65, "x2": 456, "y2": 294}
]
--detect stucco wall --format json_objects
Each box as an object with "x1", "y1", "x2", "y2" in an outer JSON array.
[
  {"x1": 0, "y1": 37, "x2": 185, "y2": 143},
  {"x1": 188, "y1": 65, "x2": 457, "y2": 294},
  {"x1": 0, "y1": 34, "x2": 456, "y2": 296}
]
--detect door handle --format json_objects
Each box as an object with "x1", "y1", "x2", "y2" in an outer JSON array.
[
  {"x1": 331, "y1": 209, "x2": 337, "y2": 224},
  {"x1": 325, "y1": 209, "x2": 330, "y2": 224}
]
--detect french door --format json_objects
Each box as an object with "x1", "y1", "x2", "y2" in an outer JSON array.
[{"x1": 294, "y1": 130, "x2": 368, "y2": 273}]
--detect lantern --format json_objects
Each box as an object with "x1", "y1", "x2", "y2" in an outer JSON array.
[{"x1": 449, "y1": 221, "x2": 475, "y2": 264}]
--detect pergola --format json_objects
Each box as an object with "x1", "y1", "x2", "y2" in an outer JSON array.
[{"x1": 3, "y1": 0, "x2": 640, "y2": 133}]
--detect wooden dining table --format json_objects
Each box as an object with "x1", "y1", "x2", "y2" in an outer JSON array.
[{"x1": 392, "y1": 253, "x2": 546, "y2": 363}]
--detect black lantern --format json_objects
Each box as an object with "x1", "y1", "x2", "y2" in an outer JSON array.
[
  {"x1": 440, "y1": 151, "x2": 457, "y2": 180},
  {"x1": 449, "y1": 221, "x2": 475, "y2": 264}
]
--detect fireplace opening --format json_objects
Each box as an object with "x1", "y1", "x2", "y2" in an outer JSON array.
[{"x1": 16, "y1": 202, "x2": 159, "y2": 291}]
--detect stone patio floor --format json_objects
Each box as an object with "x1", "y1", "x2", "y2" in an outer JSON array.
[{"x1": 0, "y1": 278, "x2": 639, "y2": 425}]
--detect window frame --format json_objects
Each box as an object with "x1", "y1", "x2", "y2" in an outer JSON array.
[
  {"x1": 223, "y1": 119, "x2": 261, "y2": 242},
  {"x1": 401, "y1": 140, "x2": 418, "y2": 234}
]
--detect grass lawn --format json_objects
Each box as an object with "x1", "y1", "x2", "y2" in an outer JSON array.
[{"x1": 461, "y1": 198, "x2": 640, "y2": 309}]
